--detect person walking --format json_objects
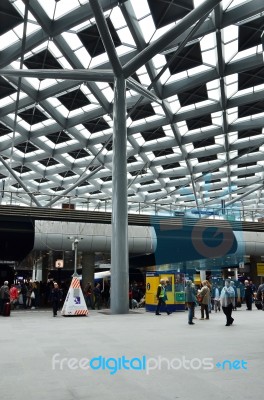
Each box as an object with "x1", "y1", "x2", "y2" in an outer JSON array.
[
  {"x1": 220, "y1": 279, "x2": 235, "y2": 326},
  {"x1": 93, "y1": 283, "x2": 102, "y2": 310},
  {"x1": 0, "y1": 281, "x2": 10, "y2": 314},
  {"x1": 50, "y1": 282, "x2": 62, "y2": 317},
  {"x1": 244, "y1": 280, "x2": 254, "y2": 310},
  {"x1": 84, "y1": 282, "x2": 94, "y2": 309},
  {"x1": 155, "y1": 279, "x2": 171, "y2": 315},
  {"x1": 10, "y1": 284, "x2": 19, "y2": 310},
  {"x1": 185, "y1": 280, "x2": 197, "y2": 325},
  {"x1": 212, "y1": 284, "x2": 221, "y2": 312}
]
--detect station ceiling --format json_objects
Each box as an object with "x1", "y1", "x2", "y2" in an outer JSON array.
[{"x1": 0, "y1": 0, "x2": 264, "y2": 216}]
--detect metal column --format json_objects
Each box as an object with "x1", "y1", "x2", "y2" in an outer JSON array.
[{"x1": 111, "y1": 75, "x2": 128, "y2": 314}]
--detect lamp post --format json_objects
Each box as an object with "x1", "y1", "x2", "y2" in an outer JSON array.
[
  {"x1": 73, "y1": 239, "x2": 79, "y2": 277},
  {"x1": 68, "y1": 237, "x2": 83, "y2": 277}
]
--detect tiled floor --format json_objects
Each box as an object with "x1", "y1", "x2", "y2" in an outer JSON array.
[{"x1": 0, "y1": 305, "x2": 262, "y2": 400}]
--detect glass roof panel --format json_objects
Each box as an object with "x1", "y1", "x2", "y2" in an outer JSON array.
[{"x1": 0, "y1": 0, "x2": 263, "y2": 212}]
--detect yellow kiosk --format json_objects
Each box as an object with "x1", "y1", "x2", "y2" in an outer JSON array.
[{"x1": 146, "y1": 271, "x2": 185, "y2": 312}]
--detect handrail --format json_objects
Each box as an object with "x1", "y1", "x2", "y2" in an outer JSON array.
[{"x1": 0, "y1": 190, "x2": 263, "y2": 222}]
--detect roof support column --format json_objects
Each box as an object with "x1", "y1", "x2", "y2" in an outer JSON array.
[{"x1": 111, "y1": 75, "x2": 129, "y2": 314}]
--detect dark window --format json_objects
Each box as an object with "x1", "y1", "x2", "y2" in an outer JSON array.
[
  {"x1": 39, "y1": 158, "x2": 59, "y2": 167},
  {"x1": 19, "y1": 107, "x2": 47, "y2": 125},
  {"x1": 0, "y1": 76, "x2": 16, "y2": 99},
  {"x1": 162, "y1": 162, "x2": 180, "y2": 169},
  {"x1": 197, "y1": 154, "x2": 217, "y2": 163},
  {"x1": 129, "y1": 104, "x2": 155, "y2": 121},
  {"x1": 0, "y1": 2, "x2": 23, "y2": 35},
  {"x1": 77, "y1": 18, "x2": 121, "y2": 57},
  {"x1": 186, "y1": 114, "x2": 212, "y2": 130},
  {"x1": 68, "y1": 149, "x2": 90, "y2": 159},
  {"x1": 165, "y1": 42, "x2": 202, "y2": 75},
  {"x1": 153, "y1": 148, "x2": 174, "y2": 157},
  {"x1": 141, "y1": 127, "x2": 166, "y2": 141},
  {"x1": 58, "y1": 89, "x2": 90, "y2": 111},
  {"x1": 15, "y1": 142, "x2": 38, "y2": 153},
  {"x1": 47, "y1": 131, "x2": 72, "y2": 144},
  {"x1": 148, "y1": 0, "x2": 193, "y2": 29},
  {"x1": 24, "y1": 49, "x2": 62, "y2": 70},
  {"x1": 193, "y1": 137, "x2": 215, "y2": 148},
  {"x1": 83, "y1": 118, "x2": 110, "y2": 133}
]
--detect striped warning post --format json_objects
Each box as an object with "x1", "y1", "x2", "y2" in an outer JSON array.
[
  {"x1": 61, "y1": 276, "x2": 89, "y2": 317},
  {"x1": 71, "y1": 278, "x2": 81, "y2": 289},
  {"x1": 74, "y1": 310, "x2": 88, "y2": 316}
]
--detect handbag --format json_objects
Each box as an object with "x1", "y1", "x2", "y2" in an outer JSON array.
[{"x1": 30, "y1": 291, "x2": 35, "y2": 299}]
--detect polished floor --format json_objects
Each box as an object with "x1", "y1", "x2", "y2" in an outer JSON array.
[{"x1": 0, "y1": 304, "x2": 263, "y2": 400}]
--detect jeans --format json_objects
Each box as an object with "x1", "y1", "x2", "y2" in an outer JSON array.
[{"x1": 188, "y1": 304, "x2": 195, "y2": 323}]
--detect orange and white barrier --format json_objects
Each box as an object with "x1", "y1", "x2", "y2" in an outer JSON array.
[{"x1": 61, "y1": 277, "x2": 88, "y2": 317}]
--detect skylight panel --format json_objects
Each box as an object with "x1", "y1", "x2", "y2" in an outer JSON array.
[
  {"x1": 101, "y1": 87, "x2": 114, "y2": 102},
  {"x1": 202, "y1": 48, "x2": 217, "y2": 67},
  {"x1": 227, "y1": 107, "x2": 238, "y2": 124},
  {"x1": 116, "y1": 27, "x2": 136, "y2": 47},
  {"x1": 167, "y1": 96, "x2": 180, "y2": 115},
  {"x1": 232, "y1": 47, "x2": 261, "y2": 62},
  {"x1": 0, "y1": 30, "x2": 19, "y2": 51},
  {"x1": 110, "y1": 7, "x2": 127, "y2": 29},
  {"x1": 75, "y1": 47, "x2": 92, "y2": 68},
  {"x1": 223, "y1": 26, "x2": 238, "y2": 63},
  {"x1": 225, "y1": 74, "x2": 238, "y2": 98},
  {"x1": 55, "y1": 0, "x2": 82, "y2": 19},
  {"x1": 61, "y1": 32, "x2": 83, "y2": 51},
  {"x1": 188, "y1": 64, "x2": 212, "y2": 77},
  {"x1": 136, "y1": 72, "x2": 151, "y2": 86},
  {"x1": 132, "y1": 0, "x2": 150, "y2": 20},
  {"x1": 90, "y1": 53, "x2": 110, "y2": 69},
  {"x1": 166, "y1": 70, "x2": 188, "y2": 85},
  {"x1": 211, "y1": 112, "x2": 223, "y2": 126},
  {"x1": 138, "y1": 15, "x2": 155, "y2": 44}
]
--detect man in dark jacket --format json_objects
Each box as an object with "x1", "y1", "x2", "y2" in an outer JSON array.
[
  {"x1": 244, "y1": 280, "x2": 254, "y2": 310},
  {"x1": 50, "y1": 282, "x2": 62, "y2": 317},
  {"x1": 256, "y1": 283, "x2": 264, "y2": 310},
  {"x1": 0, "y1": 281, "x2": 10, "y2": 314}
]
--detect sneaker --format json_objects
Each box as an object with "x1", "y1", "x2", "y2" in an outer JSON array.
[
  {"x1": 188, "y1": 322, "x2": 195, "y2": 325},
  {"x1": 31, "y1": 307, "x2": 35, "y2": 310},
  {"x1": 167, "y1": 312, "x2": 172, "y2": 315},
  {"x1": 155, "y1": 313, "x2": 161, "y2": 315}
]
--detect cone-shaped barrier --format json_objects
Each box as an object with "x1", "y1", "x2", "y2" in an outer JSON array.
[{"x1": 61, "y1": 277, "x2": 88, "y2": 316}]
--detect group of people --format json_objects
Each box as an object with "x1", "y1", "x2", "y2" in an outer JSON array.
[
  {"x1": 155, "y1": 277, "x2": 262, "y2": 326},
  {"x1": 0, "y1": 280, "x2": 64, "y2": 317},
  {"x1": 83, "y1": 281, "x2": 110, "y2": 310}
]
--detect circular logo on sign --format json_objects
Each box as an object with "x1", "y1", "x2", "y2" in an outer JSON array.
[{"x1": 191, "y1": 221, "x2": 235, "y2": 258}]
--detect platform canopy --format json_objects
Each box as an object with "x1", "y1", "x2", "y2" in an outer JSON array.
[{"x1": 0, "y1": 0, "x2": 264, "y2": 216}]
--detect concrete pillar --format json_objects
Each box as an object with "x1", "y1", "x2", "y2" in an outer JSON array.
[
  {"x1": 111, "y1": 75, "x2": 129, "y2": 314},
  {"x1": 41, "y1": 251, "x2": 49, "y2": 283},
  {"x1": 82, "y1": 252, "x2": 95, "y2": 290}
]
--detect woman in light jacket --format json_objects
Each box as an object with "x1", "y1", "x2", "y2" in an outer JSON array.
[{"x1": 199, "y1": 280, "x2": 210, "y2": 320}]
